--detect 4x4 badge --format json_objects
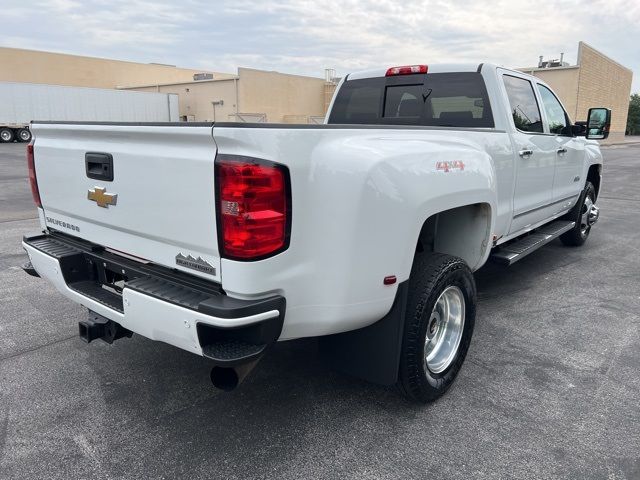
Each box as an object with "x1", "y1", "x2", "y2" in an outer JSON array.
[{"x1": 87, "y1": 186, "x2": 118, "y2": 208}]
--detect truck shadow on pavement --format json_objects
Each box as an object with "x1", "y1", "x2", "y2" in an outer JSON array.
[
  {"x1": 76, "y1": 239, "x2": 583, "y2": 440},
  {"x1": 5, "y1": 232, "x2": 621, "y2": 478}
]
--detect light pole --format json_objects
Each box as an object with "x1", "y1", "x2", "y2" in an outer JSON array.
[{"x1": 211, "y1": 100, "x2": 224, "y2": 122}]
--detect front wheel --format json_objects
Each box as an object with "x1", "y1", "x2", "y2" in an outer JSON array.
[
  {"x1": 397, "y1": 253, "x2": 476, "y2": 403},
  {"x1": 560, "y1": 181, "x2": 597, "y2": 247}
]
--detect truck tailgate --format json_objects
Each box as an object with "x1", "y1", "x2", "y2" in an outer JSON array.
[{"x1": 31, "y1": 122, "x2": 221, "y2": 283}]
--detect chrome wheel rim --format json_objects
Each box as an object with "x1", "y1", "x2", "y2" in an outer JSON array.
[
  {"x1": 424, "y1": 285, "x2": 465, "y2": 374},
  {"x1": 580, "y1": 196, "x2": 594, "y2": 236},
  {"x1": 0, "y1": 130, "x2": 10, "y2": 141},
  {"x1": 19, "y1": 130, "x2": 30, "y2": 141}
]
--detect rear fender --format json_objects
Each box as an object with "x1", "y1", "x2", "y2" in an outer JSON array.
[{"x1": 213, "y1": 126, "x2": 498, "y2": 339}]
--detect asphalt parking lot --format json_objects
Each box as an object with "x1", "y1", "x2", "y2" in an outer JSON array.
[{"x1": 1, "y1": 141, "x2": 638, "y2": 479}]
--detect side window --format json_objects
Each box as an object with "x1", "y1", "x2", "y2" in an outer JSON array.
[
  {"x1": 538, "y1": 84, "x2": 570, "y2": 135},
  {"x1": 330, "y1": 81, "x2": 382, "y2": 123},
  {"x1": 502, "y1": 75, "x2": 543, "y2": 133}
]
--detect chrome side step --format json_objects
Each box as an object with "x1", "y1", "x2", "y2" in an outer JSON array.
[{"x1": 491, "y1": 220, "x2": 575, "y2": 265}]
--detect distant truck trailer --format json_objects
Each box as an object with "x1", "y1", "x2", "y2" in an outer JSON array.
[{"x1": 0, "y1": 82, "x2": 179, "y2": 143}]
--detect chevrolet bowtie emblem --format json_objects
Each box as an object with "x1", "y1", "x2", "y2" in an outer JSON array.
[{"x1": 87, "y1": 186, "x2": 118, "y2": 208}]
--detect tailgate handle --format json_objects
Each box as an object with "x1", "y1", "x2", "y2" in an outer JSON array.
[{"x1": 85, "y1": 152, "x2": 114, "y2": 181}]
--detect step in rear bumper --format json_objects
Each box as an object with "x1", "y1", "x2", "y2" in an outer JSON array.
[{"x1": 22, "y1": 233, "x2": 285, "y2": 358}]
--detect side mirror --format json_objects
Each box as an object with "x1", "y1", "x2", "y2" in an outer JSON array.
[{"x1": 585, "y1": 107, "x2": 611, "y2": 140}]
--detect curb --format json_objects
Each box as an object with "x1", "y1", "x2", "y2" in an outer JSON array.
[{"x1": 600, "y1": 141, "x2": 640, "y2": 147}]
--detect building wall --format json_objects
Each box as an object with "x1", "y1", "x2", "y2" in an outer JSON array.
[
  {"x1": 520, "y1": 42, "x2": 633, "y2": 142},
  {"x1": 0, "y1": 47, "x2": 233, "y2": 89},
  {"x1": 124, "y1": 68, "x2": 334, "y2": 123},
  {"x1": 574, "y1": 42, "x2": 633, "y2": 142},
  {"x1": 0, "y1": 46, "x2": 341, "y2": 124},
  {"x1": 522, "y1": 67, "x2": 580, "y2": 120},
  {"x1": 129, "y1": 79, "x2": 239, "y2": 122},
  {"x1": 237, "y1": 68, "x2": 328, "y2": 123}
]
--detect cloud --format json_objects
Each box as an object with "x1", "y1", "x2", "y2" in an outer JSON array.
[{"x1": 3, "y1": 0, "x2": 638, "y2": 91}]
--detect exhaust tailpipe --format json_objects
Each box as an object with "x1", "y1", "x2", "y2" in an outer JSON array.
[{"x1": 210, "y1": 358, "x2": 261, "y2": 391}]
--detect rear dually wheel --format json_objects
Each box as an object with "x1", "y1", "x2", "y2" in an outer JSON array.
[{"x1": 397, "y1": 253, "x2": 476, "y2": 403}]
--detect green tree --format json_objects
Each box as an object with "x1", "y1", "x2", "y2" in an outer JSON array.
[{"x1": 627, "y1": 93, "x2": 640, "y2": 135}]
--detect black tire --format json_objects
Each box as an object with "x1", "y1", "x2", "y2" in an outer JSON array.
[
  {"x1": 16, "y1": 128, "x2": 32, "y2": 143},
  {"x1": 560, "y1": 181, "x2": 596, "y2": 247},
  {"x1": 397, "y1": 253, "x2": 476, "y2": 403},
  {"x1": 0, "y1": 127, "x2": 15, "y2": 143}
]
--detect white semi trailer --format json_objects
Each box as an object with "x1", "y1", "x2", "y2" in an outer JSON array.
[{"x1": 0, "y1": 82, "x2": 179, "y2": 143}]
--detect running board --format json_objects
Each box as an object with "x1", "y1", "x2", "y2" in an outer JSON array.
[{"x1": 491, "y1": 220, "x2": 575, "y2": 265}]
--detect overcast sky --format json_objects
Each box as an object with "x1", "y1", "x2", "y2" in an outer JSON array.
[{"x1": 4, "y1": 0, "x2": 639, "y2": 92}]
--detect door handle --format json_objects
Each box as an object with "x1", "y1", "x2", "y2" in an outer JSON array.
[
  {"x1": 518, "y1": 149, "x2": 533, "y2": 158},
  {"x1": 557, "y1": 147, "x2": 568, "y2": 154},
  {"x1": 85, "y1": 152, "x2": 114, "y2": 181}
]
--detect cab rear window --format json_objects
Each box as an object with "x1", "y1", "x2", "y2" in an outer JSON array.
[{"x1": 328, "y1": 72, "x2": 494, "y2": 128}]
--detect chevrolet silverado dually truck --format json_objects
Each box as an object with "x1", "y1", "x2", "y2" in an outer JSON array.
[{"x1": 21, "y1": 63, "x2": 609, "y2": 402}]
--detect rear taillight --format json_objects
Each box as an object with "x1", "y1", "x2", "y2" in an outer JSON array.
[
  {"x1": 385, "y1": 65, "x2": 428, "y2": 76},
  {"x1": 216, "y1": 155, "x2": 290, "y2": 260},
  {"x1": 27, "y1": 142, "x2": 42, "y2": 208}
]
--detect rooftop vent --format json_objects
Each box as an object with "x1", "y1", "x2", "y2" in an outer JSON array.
[
  {"x1": 193, "y1": 73, "x2": 214, "y2": 81},
  {"x1": 537, "y1": 53, "x2": 569, "y2": 68}
]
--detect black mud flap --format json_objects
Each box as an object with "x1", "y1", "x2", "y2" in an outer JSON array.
[{"x1": 318, "y1": 281, "x2": 408, "y2": 386}]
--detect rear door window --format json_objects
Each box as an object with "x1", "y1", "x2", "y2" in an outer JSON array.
[{"x1": 328, "y1": 72, "x2": 494, "y2": 128}]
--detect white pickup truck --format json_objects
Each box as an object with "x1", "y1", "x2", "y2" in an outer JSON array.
[{"x1": 22, "y1": 63, "x2": 609, "y2": 402}]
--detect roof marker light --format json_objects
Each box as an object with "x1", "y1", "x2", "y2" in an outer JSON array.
[{"x1": 385, "y1": 65, "x2": 428, "y2": 76}]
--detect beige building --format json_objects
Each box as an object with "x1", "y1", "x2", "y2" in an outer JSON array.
[
  {"x1": 2, "y1": 43, "x2": 630, "y2": 130},
  {"x1": 0, "y1": 46, "x2": 336, "y2": 124},
  {"x1": 519, "y1": 42, "x2": 633, "y2": 142},
  {"x1": 122, "y1": 68, "x2": 337, "y2": 124},
  {"x1": 0, "y1": 46, "x2": 234, "y2": 89}
]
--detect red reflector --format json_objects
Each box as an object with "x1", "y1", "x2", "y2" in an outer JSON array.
[
  {"x1": 383, "y1": 275, "x2": 397, "y2": 285},
  {"x1": 216, "y1": 156, "x2": 290, "y2": 260},
  {"x1": 26, "y1": 143, "x2": 42, "y2": 208},
  {"x1": 385, "y1": 65, "x2": 428, "y2": 76}
]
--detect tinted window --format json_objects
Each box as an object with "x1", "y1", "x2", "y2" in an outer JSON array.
[
  {"x1": 502, "y1": 75, "x2": 543, "y2": 133},
  {"x1": 328, "y1": 72, "x2": 494, "y2": 128},
  {"x1": 335, "y1": 85, "x2": 382, "y2": 124},
  {"x1": 384, "y1": 84, "x2": 423, "y2": 118},
  {"x1": 538, "y1": 84, "x2": 570, "y2": 135}
]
